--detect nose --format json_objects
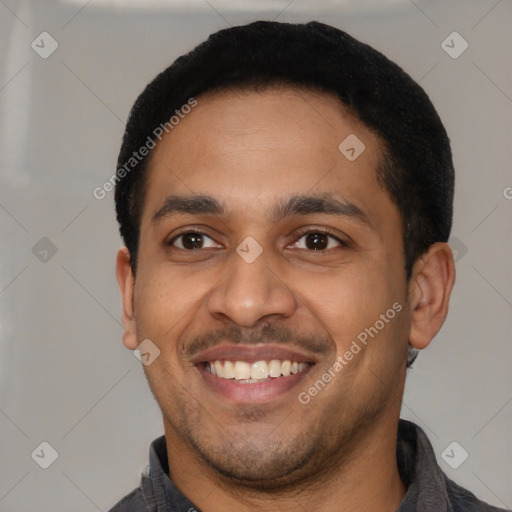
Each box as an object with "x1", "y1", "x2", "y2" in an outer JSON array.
[{"x1": 206, "y1": 242, "x2": 298, "y2": 327}]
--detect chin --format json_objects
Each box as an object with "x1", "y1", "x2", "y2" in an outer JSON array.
[{"x1": 190, "y1": 432, "x2": 317, "y2": 487}]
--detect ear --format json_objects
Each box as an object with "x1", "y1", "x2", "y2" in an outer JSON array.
[
  {"x1": 116, "y1": 246, "x2": 139, "y2": 350},
  {"x1": 408, "y1": 242, "x2": 456, "y2": 350}
]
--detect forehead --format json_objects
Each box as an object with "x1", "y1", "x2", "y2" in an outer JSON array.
[
  {"x1": 142, "y1": 86, "x2": 395, "y2": 229},
  {"x1": 149, "y1": 86, "x2": 376, "y2": 166}
]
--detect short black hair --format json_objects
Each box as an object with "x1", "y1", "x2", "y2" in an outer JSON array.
[{"x1": 115, "y1": 20, "x2": 454, "y2": 284}]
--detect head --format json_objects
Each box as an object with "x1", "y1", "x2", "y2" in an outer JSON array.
[{"x1": 115, "y1": 21, "x2": 455, "y2": 490}]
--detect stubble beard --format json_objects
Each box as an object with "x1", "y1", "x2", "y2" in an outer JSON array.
[{"x1": 161, "y1": 388, "x2": 393, "y2": 494}]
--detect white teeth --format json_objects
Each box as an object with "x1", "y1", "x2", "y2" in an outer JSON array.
[
  {"x1": 269, "y1": 359, "x2": 282, "y2": 377},
  {"x1": 234, "y1": 361, "x2": 251, "y2": 380},
  {"x1": 251, "y1": 361, "x2": 269, "y2": 379},
  {"x1": 281, "y1": 360, "x2": 291, "y2": 377},
  {"x1": 207, "y1": 360, "x2": 308, "y2": 380},
  {"x1": 223, "y1": 360, "x2": 235, "y2": 379}
]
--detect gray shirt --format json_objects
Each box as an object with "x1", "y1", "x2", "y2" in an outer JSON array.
[{"x1": 108, "y1": 419, "x2": 508, "y2": 511}]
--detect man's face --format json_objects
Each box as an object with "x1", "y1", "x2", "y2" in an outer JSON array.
[{"x1": 124, "y1": 87, "x2": 412, "y2": 485}]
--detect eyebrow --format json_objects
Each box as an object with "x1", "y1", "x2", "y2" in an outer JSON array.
[{"x1": 152, "y1": 193, "x2": 371, "y2": 227}]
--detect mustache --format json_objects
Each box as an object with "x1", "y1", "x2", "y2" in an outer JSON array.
[{"x1": 183, "y1": 323, "x2": 330, "y2": 359}]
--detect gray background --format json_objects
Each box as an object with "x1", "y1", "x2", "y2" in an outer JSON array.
[{"x1": 0, "y1": 0, "x2": 511, "y2": 510}]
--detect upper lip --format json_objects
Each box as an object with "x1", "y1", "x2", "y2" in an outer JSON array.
[{"x1": 190, "y1": 344, "x2": 318, "y2": 365}]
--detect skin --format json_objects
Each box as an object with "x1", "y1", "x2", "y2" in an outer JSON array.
[{"x1": 116, "y1": 86, "x2": 455, "y2": 512}]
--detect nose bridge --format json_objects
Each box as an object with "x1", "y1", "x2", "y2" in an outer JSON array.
[{"x1": 207, "y1": 238, "x2": 296, "y2": 326}]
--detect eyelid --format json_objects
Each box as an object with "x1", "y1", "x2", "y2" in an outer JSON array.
[
  {"x1": 166, "y1": 227, "x2": 218, "y2": 248},
  {"x1": 166, "y1": 226, "x2": 350, "y2": 251},
  {"x1": 292, "y1": 226, "x2": 350, "y2": 244}
]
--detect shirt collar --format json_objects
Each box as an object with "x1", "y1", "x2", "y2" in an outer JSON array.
[
  {"x1": 396, "y1": 419, "x2": 453, "y2": 511},
  {"x1": 140, "y1": 435, "x2": 198, "y2": 511}
]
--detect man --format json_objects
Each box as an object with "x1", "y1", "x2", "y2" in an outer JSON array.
[{"x1": 109, "y1": 20, "x2": 506, "y2": 511}]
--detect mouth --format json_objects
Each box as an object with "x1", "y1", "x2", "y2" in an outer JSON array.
[
  {"x1": 203, "y1": 359, "x2": 309, "y2": 381},
  {"x1": 192, "y1": 345, "x2": 316, "y2": 403}
]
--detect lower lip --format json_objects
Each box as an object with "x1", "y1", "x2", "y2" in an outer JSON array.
[{"x1": 196, "y1": 363, "x2": 314, "y2": 403}]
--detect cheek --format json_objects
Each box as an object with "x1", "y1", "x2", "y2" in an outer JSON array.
[
  {"x1": 303, "y1": 259, "x2": 404, "y2": 353},
  {"x1": 133, "y1": 263, "x2": 207, "y2": 341}
]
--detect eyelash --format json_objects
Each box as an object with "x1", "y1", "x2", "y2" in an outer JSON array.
[{"x1": 166, "y1": 227, "x2": 348, "y2": 251}]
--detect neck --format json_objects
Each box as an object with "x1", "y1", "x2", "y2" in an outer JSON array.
[{"x1": 164, "y1": 413, "x2": 406, "y2": 512}]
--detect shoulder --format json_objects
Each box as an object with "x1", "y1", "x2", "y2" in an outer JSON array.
[
  {"x1": 444, "y1": 475, "x2": 509, "y2": 512},
  {"x1": 397, "y1": 419, "x2": 509, "y2": 512},
  {"x1": 107, "y1": 487, "x2": 146, "y2": 512}
]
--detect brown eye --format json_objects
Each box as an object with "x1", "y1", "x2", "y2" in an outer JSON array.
[
  {"x1": 305, "y1": 233, "x2": 329, "y2": 250},
  {"x1": 168, "y1": 231, "x2": 218, "y2": 250},
  {"x1": 292, "y1": 230, "x2": 344, "y2": 251}
]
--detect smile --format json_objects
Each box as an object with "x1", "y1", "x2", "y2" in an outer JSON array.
[
  {"x1": 203, "y1": 359, "x2": 308, "y2": 382},
  {"x1": 192, "y1": 345, "x2": 317, "y2": 403}
]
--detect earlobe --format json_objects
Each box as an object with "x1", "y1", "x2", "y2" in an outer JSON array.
[
  {"x1": 116, "y1": 246, "x2": 139, "y2": 350},
  {"x1": 408, "y1": 242, "x2": 456, "y2": 351}
]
